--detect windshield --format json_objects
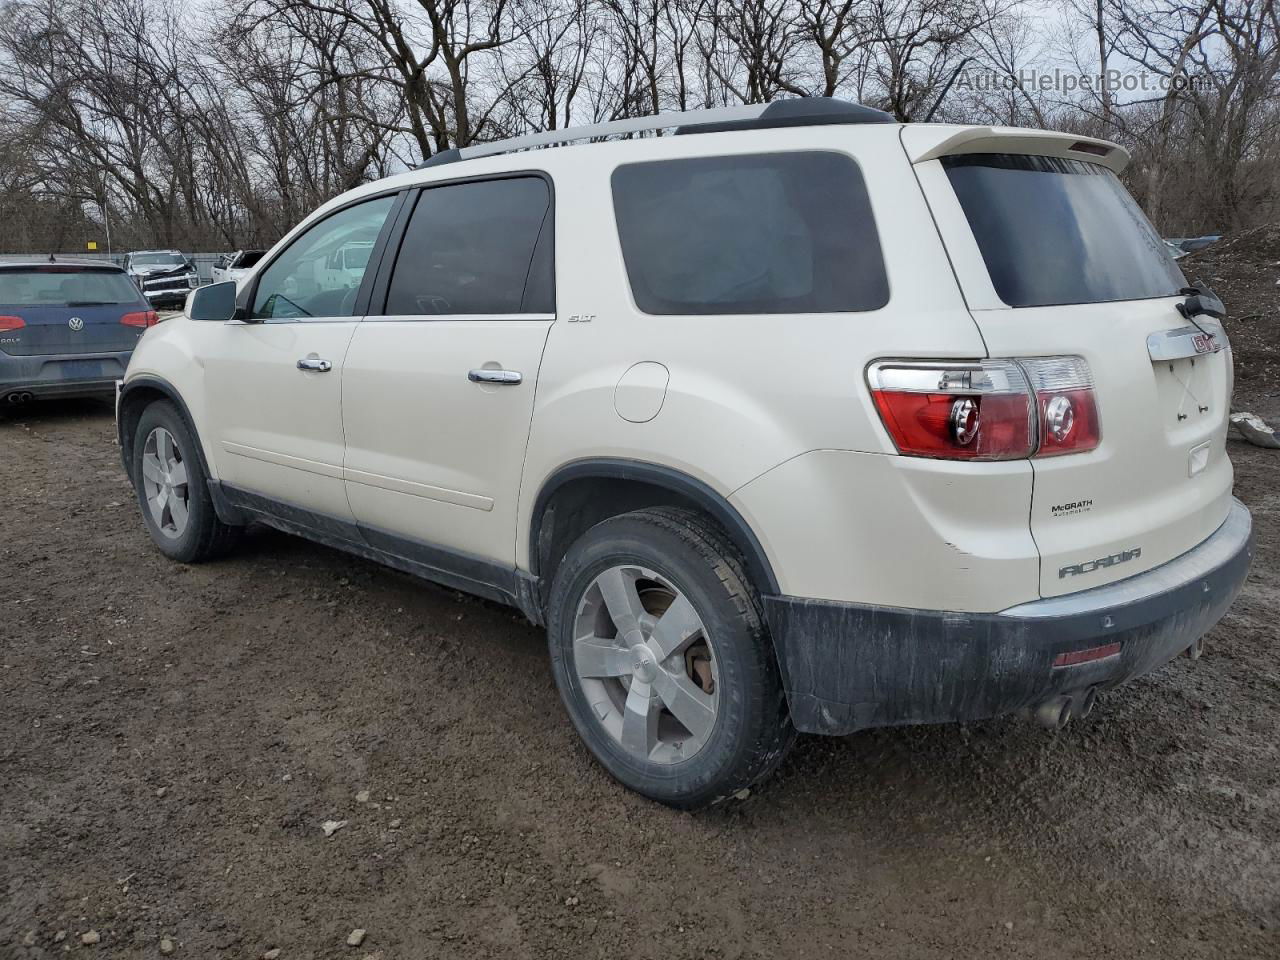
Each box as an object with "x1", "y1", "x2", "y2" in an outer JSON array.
[
  {"x1": 132, "y1": 253, "x2": 186, "y2": 266},
  {"x1": 942, "y1": 154, "x2": 1185, "y2": 307},
  {"x1": 0, "y1": 268, "x2": 143, "y2": 306},
  {"x1": 235, "y1": 250, "x2": 266, "y2": 268}
]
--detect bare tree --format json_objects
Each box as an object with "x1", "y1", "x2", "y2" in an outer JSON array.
[{"x1": 0, "y1": 0, "x2": 1275, "y2": 251}]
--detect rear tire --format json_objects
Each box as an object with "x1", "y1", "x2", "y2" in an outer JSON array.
[
  {"x1": 132, "y1": 400, "x2": 240, "y2": 563},
  {"x1": 547, "y1": 507, "x2": 795, "y2": 808}
]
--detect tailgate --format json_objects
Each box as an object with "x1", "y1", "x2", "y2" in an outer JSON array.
[
  {"x1": 973, "y1": 299, "x2": 1232, "y2": 596},
  {"x1": 0, "y1": 267, "x2": 147, "y2": 357},
  {"x1": 903, "y1": 126, "x2": 1235, "y2": 597},
  {"x1": 0, "y1": 303, "x2": 144, "y2": 357}
]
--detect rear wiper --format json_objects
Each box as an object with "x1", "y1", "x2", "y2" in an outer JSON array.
[{"x1": 1177, "y1": 285, "x2": 1225, "y2": 322}]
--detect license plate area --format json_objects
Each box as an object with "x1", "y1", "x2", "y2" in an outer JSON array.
[
  {"x1": 57, "y1": 359, "x2": 105, "y2": 380},
  {"x1": 1152, "y1": 353, "x2": 1222, "y2": 432}
]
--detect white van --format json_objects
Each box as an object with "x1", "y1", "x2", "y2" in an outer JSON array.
[{"x1": 116, "y1": 98, "x2": 1253, "y2": 808}]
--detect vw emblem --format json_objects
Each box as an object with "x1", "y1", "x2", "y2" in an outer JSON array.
[{"x1": 68, "y1": 316, "x2": 84, "y2": 331}]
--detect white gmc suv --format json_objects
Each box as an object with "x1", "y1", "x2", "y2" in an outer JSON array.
[{"x1": 117, "y1": 99, "x2": 1253, "y2": 808}]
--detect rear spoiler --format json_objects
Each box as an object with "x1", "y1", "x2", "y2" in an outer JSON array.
[{"x1": 903, "y1": 125, "x2": 1129, "y2": 174}]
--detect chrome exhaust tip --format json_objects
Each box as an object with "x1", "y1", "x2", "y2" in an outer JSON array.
[
  {"x1": 1184, "y1": 636, "x2": 1204, "y2": 660},
  {"x1": 1075, "y1": 687, "x2": 1098, "y2": 720},
  {"x1": 1032, "y1": 695, "x2": 1074, "y2": 731}
]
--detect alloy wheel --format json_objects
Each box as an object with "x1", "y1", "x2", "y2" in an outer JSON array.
[
  {"x1": 572, "y1": 564, "x2": 719, "y2": 764},
  {"x1": 140, "y1": 426, "x2": 190, "y2": 539}
]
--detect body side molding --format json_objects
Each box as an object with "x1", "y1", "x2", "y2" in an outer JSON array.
[{"x1": 216, "y1": 482, "x2": 543, "y2": 624}]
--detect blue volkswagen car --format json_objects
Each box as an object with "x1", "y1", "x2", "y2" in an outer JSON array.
[{"x1": 0, "y1": 260, "x2": 158, "y2": 406}]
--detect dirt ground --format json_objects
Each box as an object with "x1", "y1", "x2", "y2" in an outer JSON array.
[{"x1": 2, "y1": 280, "x2": 1279, "y2": 957}]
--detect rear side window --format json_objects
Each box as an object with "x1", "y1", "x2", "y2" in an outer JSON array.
[
  {"x1": 385, "y1": 177, "x2": 553, "y2": 316},
  {"x1": 942, "y1": 154, "x2": 1186, "y2": 307},
  {"x1": 611, "y1": 152, "x2": 888, "y2": 315},
  {"x1": 0, "y1": 268, "x2": 143, "y2": 306}
]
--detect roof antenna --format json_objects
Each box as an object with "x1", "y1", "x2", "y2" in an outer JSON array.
[{"x1": 48, "y1": 252, "x2": 56, "y2": 262}]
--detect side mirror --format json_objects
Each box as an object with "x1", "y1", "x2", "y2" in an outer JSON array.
[{"x1": 185, "y1": 280, "x2": 238, "y2": 322}]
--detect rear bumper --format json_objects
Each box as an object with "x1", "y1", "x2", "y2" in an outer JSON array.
[
  {"x1": 0, "y1": 351, "x2": 131, "y2": 400},
  {"x1": 764, "y1": 498, "x2": 1254, "y2": 735}
]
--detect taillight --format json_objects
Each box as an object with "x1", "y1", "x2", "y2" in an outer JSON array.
[
  {"x1": 867, "y1": 360, "x2": 1035, "y2": 460},
  {"x1": 0, "y1": 315, "x2": 24, "y2": 331},
  {"x1": 120, "y1": 310, "x2": 159, "y2": 328},
  {"x1": 868, "y1": 357, "x2": 1100, "y2": 460},
  {"x1": 1022, "y1": 357, "x2": 1101, "y2": 457}
]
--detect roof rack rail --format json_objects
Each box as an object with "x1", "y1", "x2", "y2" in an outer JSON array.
[{"x1": 418, "y1": 97, "x2": 894, "y2": 168}]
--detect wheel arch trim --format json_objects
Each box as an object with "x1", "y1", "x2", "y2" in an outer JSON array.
[
  {"x1": 117, "y1": 375, "x2": 243, "y2": 525},
  {"x1": 528, "y1": 457, "x2": 781, "y2": 596}
]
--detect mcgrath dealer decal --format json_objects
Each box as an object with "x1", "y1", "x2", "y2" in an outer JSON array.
[
  {"x1": 1051, "y1": 499, "x2": 1093, "y2": 518},
  {"x1": 1059, "y1": 548, "x2": 1141, "y2": 579}
]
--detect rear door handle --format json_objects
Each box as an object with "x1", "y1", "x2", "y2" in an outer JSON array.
[
  {"x1": 297, "y1": 358, "x2": 333, "y2": 372},
  {"x1": 468, "y1": 369, "x2": 522, "y2": 385}
]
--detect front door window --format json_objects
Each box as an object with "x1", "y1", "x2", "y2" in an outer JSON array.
[{"x1": 251, "y1": 196, "x2": 394, "y2": 320}]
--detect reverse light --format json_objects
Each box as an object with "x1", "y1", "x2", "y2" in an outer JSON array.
[
  {"x1": 950, "y1": 397, "x2": 979, "y2": 445},
  {"x1": 868, "y1": 357, "x2": 1101, "y2": 460},
  {"x1": 1045, "y1": 394, "x2": 1074, "y2": 440},
  {"x1": 120, "y1": 310, "x2": 159, "y2": 328},
  {"x1": 0, "y1": 315, "x2": 25, "y2": 331},
  {"x1": 1022, "y1": 357, "x2": 1101, "y2": 457}
]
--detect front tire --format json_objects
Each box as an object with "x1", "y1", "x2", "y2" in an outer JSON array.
[
  {"x1": 132, "y1": 400, "x2": 239, "y2": 563},
  {"x1": 547, "y1": 507, "x2": 794, "y2": 808}
]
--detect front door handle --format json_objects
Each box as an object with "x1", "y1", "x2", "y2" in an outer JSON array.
[
  {"x1": 468, "y1": 368, "x2": 522, "y2": 385},
  {"x1": 297, "y1": 358, "x2": 333, "y2": 372}
]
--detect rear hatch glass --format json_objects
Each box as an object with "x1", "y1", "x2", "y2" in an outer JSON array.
[
  {"x1": 937, "y1": 153, "x2": 1232, "y2": 597},
  {"x1": 941, "y1": 154, "x2": 1186, "y2": 306},
  {"x1": 0, "y1": 267, "x2": 148, "y2": 356}
]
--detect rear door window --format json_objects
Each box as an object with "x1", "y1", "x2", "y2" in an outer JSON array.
[
  {"x1": 941, "y1": 154, "x2": 1186, "y2": 307},
  {"x1": 611, "y1": 152, "x2": 888, "y2": 315},
  {"x1": 384, "y1": 176, "x2": 553, "y2": 316}
]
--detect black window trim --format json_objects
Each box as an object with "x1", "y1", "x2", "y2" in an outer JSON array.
[
  {"x1": 238, "y1": 187, "x2": 409, "y2": 323},
  {"x1": 610, "y1": 148, "x2": 890, "y2": 317},
  {"x1": 367, "y1": 169, "x2": 557, "y2": 321}
]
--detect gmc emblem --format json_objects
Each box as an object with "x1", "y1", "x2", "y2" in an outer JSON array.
[
  {"x1": 1192, "y1": 332, "x2": 1216, "y2": 354},
  {"x1": 1059, "y1": 547, "x2": 1142, "y2": 579}
]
